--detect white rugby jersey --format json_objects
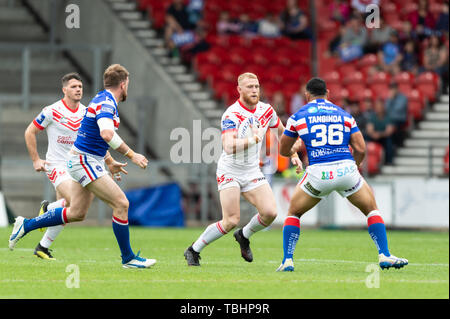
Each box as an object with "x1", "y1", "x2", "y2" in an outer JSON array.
[
  {"x1": 219, "y1": 99, "x2": 280, "y2": 170},
  {"x1": 33, "y1": 99, "x2": 87, "y2": 164}
]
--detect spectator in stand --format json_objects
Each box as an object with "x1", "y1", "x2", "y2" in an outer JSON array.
[
  {"x1": 338, "y1": 14, "x2": 368, "y2": 62},
  {"x1": 366, "y1": 98, "x2": 396, "y2": 165},
  {"x1": 422, "y1": 34, "x2": 449, "y2": 92},
  {"x1": 364, "y1": 16, "x2": 393, "y2": 54},
  {"x1": 329, "y1": 0, "x2": 351, "y2": 25},
  {"x1": 280, "y1": 0, "x2": 312, "y2": 40},
  {"x1": 165, "y1": 0, "x2": 196, "y2": 55},
  {"x1": 401, "y1": 40, "x2": 419, "y2": 74},
  {"x1": 271, "y1": 91, "x2": 289, "y2": 125},
  {"x1": 385, "y1": 82, "x2": 408, "y2": 145},
  {"x1": 397, "y1": 20, "x2": 418, "y2": 47},
  {"x1": 237, "y1": 13, "x2": 259, "y2": 37},
  {"x1": 186, "y1": 0, "x2": 204, "y2": 26},
  {"x1": 361, "y1": 97, "x2": 375, "y2": 116},
  {"x1": 435, "y1": 2, "x2": 449, "y2": 36},
  {"x1": 290, "y1": 83, "x2": 306, "y2": 115},
  {"x1": 179, "y1": 25, "x2": 211, "y2": 63},
  {"x1": 351, "y1": 0, "x2": 380, "y2": 16},
  {"x1": 408, "y1": 0, "x2": 436, "y2": 39},
  {"x1": 377, "y1": 31, "x2": 402, "y2": 74},
  {"x1": 349, "y1": 99, "x2": 369, "y2": 140},
  {"x1": 216, "y1": 11, "x2": 241, "y2": 35},
  {"x1": 258, "y1": 12, "x2": 283, "y2": 38}
]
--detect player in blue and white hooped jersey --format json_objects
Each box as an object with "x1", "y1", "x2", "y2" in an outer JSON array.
[
  {"x1": 276, "y1": 78, "x2": 408, "y2": 272},
  {"x1": 10, "y1": 64, "x2": 156, "y2": 269}
]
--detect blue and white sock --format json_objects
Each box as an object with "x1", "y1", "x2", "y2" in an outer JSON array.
[
  {"x1": 282, "y1": 216, "x2": 300, "y2": 263},
  {"x1": 112, "y1": 216, "x2": 135, "y2": 264},
  {"x1": 367, "y1": 210, "x2": 390, "y2": 257},
  {"x1": 23, "y1": 207, "x2": 67, "y2": 234}
]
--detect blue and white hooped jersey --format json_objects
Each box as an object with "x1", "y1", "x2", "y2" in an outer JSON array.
[
  {"x1": 73, "y1": 90, "x2": 120, "y2": 157},
  {"x1": 284, "y1": 99, "x2": 359, "y2": 165}
]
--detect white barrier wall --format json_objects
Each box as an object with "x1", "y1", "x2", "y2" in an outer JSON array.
[{"x1": 272, "y1": 177, "x2": 449, "y2": 229}]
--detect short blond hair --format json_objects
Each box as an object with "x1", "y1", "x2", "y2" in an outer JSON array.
[
  {"x1": 103, "y1": 64, "x2": 129, "y2": 88},
  {"x1": 238, "y1": 72, "x2": 258, "y2": 86}
]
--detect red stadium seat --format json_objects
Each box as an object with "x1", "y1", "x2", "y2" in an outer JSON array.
[
  {"x1": 195, "y1": 63, "x2": 220, "y2": 82},
  {"x1": 211, "y1": 81, "x2": 237, "y2": 102},
  {"x1": 365, "y1": 142, "x2": 384, "y2": 175},
  {"x1": 337, "y1": 63, "x2": 358, "y2": 78},
  {"x1": 252, "y1": 47, "x2": 274, "y2": 66},
  {"x1": 219, "y1": 64, "x2": 243, "y2": 83},
  {"x1": 357, "y1": 53, "x2": 378, "y2": 69},
  {"x1": 394, "y1": 71, "x2": 415, "y2": 94},
  {"x1": 319, "y1": 56, "x2": 339, "y2": 74},
  {"x1": 404, "y1": 89, "x2": 425, "y2": 120},
  {"x1": 367, "y1": 71, "x2": 391, "y2": 84},
  {"x1": 342, "y1": 71, "x2": 364, "y2": 85},
  {"x1": 322, "y1": 71, "x2": 341, "y2": 84},
  {"x1": 369, "y1": 83, "x2": 390, "y2": 100},
  {"x1": 262, "y1": 82, "x2": 283, "y2": 101},
  {"x1": 229, "y1": 47, "x2": 251, "y2": 65},
  {"x1": 415, "y1": 71, "x2": 439, "y2": 102},
  {"x1": 346, "y1": 83, "x2": 368, "y2": 100},
  {"x1": 328, "y1": 86, "x2": 349, "y2": 106}
]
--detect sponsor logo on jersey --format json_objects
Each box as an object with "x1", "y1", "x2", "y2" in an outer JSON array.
[
  {"x1": 95, "y1": 165, "x2": 103, "y2": 172},
  {"x1": 101, "y1": 104, "x2": 115, "y2": 114},
  {"x1": 308, "y1": 106, "x2": 318, "y2": 113},
  {"x1": 252, "y1": 176, "x2": 266, "y2": 183},
  {"x1": 57, "y1": 136, "x2": 75, "y2": 145},
  {"x1": 36, "y1": 113, "x2": 46, "y2": 125},
  {"x1": 222, "y1": 118, "x2": 237, "y2": 131}
]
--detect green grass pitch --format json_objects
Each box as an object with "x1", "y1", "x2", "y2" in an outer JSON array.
[{"x1": 0, "y1": 226, "x2": 448, "y2": 299}]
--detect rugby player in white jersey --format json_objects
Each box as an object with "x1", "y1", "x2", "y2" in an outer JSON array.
[
  {"x1": 184, "y1": 72, "x2": 303, "y2": 266},
  {"x1": 24, "y1": 73, "x2": 89, "y2": 260},
  {"x1": 10, "y1": 64, "x2": 156, "y2": 269},
  {"x1": 276, "y1": 77, "x2": 408, "y2": 271}
]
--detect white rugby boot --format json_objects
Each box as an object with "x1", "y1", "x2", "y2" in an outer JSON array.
[{"x1": 276, "y1": 258, "x2": 295, "y2": 272}]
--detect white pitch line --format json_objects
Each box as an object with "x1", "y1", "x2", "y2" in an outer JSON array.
[{"x1": 268, "y1": 259, "x2": 449, "y2": 267}]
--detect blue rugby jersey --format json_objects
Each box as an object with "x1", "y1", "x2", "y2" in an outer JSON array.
[
  {"x1": 73, "y1": 90, "x2": 120, "y2": 157},
  {"x1": 284, "y1": 99, "x2": 359, "y2": 165}
]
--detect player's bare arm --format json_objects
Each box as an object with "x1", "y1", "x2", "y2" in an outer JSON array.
[
  {"x1": 24, "y1": 121, "x2": 48, "y2": 172},
  {"x1": 221, "y1": 129, "x2": 261, "y2": 155},
  {"x1": 104, "y1": 151, "x2": 128, "y2": 181},
  {"x1": 276, "y1": 121, "x2": 302, "y2": 171},
  {"x1": 349, "y1": 131, "x2": 366, "y2": 168},
  {"x1": 98, "y1": 117, "x2": 148, "y2": 169}
]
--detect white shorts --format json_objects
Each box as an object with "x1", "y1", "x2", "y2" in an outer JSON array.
[
  {"x1": 216, "y1": 166, "x2": 268, "y2": 193},
  {"x1": 46, "y1": 163, "x2": 73, "y2": 189},
  {"x1": 299, "y1": 160, "x2": 363, "y2": 198},
  {"x1": 67, "y1": 153, "x2": 108, "y2": 187}
]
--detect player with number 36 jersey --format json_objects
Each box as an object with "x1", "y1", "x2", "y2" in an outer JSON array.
[{"x1": 276, "y1": 77, "x2": 408, "y2": 272}]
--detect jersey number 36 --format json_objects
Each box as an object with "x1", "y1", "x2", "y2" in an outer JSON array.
[{"x1": 310, "y1": 124, "x2": 344, "y2": 147}]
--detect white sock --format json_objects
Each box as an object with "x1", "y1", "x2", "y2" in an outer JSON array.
[
  {"x1": 40, "y1": 225, "x2": 64, "y2": 248},
  {"x1": 242, "y1": 214, "x2": 269, "y2": 239},
  {"x1": 47, "y1": 198, "x2": 66, "y2": 211},
  {"x1": 192, "y1": 221, "x2": 228, "y2": 252}
]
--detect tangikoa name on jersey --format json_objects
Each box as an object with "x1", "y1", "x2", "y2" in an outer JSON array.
[{"x1": 308, "y1": 115, "x2": 342, "y2": 124}]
